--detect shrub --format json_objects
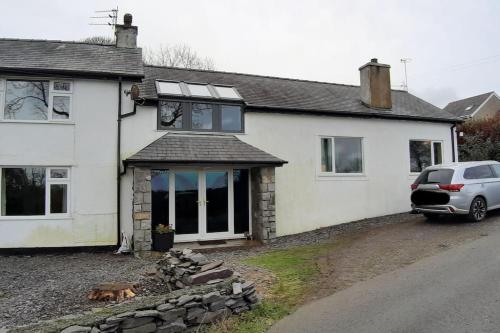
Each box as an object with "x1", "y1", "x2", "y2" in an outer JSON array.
[{"x1": 458, "y1": 115, "x2": 500, "y2": 161}]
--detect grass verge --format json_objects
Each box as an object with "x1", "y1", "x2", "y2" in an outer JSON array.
[{"x1": 207, "y1": 242, "x2": 332, "y2": 333}]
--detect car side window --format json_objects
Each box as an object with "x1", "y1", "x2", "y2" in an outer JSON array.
[
  {"x1": 491, "y1": 165, "x2": 500, "y2": 178},
  {"x1": 463, "y1": 165, "x2": 495, "y2": 179}
]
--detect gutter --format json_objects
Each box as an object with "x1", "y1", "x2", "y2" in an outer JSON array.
[
  {"x1": 451, "y1": 123, "x2": 458, "y2": 162},
  {"x1": 116, "y1": 78, "x2": 123, "y2": 247}
]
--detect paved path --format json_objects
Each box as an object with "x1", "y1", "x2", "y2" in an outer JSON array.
[{"x1": 270, "y1": 220, "x2": 500, "y2": 333}]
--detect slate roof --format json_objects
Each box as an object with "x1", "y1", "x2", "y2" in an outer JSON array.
[
  {"x1": 140, "y1": 65, "x2": 458, "y2": 122},
  {"x1": 125, "y1": 133, "x2": 286, "y2": 165},
  {"x1": 443, "y1": 92, "x2": 495, "y2": 118},
  {"x1": 0, "y1": 38, "x2": 144, "y2": 79}
]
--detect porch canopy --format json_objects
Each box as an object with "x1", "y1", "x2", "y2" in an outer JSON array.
[{"x1": 124, "y1": 133, "x2": 287, "y2": 166}]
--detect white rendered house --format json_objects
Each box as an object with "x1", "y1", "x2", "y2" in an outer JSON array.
[{"x1": 0, "y1": 15, "x2": 460, "y2": 252}]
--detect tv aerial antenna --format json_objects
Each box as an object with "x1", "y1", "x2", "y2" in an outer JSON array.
[
  {"x1": 400, "y1": 58, "x2": 412, "y2": 91},
  {"x1": 89, "y1": 7, "x2": 119, "y2": 30}
]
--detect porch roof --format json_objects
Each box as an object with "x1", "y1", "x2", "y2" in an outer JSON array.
[{"x1": 125, "y1": 133, "x2": 287, "y2": 166}]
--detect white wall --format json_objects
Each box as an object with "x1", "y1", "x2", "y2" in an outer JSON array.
[
  {"x1": 239, "y1": 112, "x2": 454, "y2": 236},
  {"x1": 0, "y1": 78, "x2": 130, "y2": 248}
]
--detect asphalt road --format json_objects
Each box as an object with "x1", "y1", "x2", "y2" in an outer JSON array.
[{"x1": 270, "y1": 220, "x2": 500, "y2": 333}]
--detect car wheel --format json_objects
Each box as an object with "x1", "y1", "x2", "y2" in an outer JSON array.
[
  {"x1": 468, "y1": 197, "x2": 487, "y2": 222},
  {"x1": 423, "y1": 213, "x2": 440, "y2": 220}
]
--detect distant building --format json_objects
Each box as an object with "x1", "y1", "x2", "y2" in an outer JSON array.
[{"x1": 444, "y1": 92, "x2": 500, "y2": 121}]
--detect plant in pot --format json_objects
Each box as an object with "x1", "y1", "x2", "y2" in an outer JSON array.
[{"x1": 152, "y1": 224, "x2": 175, "y2": 252}]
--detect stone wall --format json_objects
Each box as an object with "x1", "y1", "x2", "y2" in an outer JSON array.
[
  {"x1": 133, "y1": 167, "x2": 152, "y2": 256},
  {"x1": 251, "y1": 167, "x2": 277, "y2": 242},
  {"x1": 10, "y1": 279, "x2": 258, "y2": 333}
]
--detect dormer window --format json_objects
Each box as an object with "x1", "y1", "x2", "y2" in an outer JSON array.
[{"x1": 156, "y1": 80, "x2": 244, "y2": 133}]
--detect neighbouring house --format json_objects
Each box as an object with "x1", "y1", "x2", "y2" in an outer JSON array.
[
  {"x1": 0, "y1": 14, "x2": 460, "y2": 252},
  {"x1": 444, "y1": 91, "x2": 500, "y2": 121}
]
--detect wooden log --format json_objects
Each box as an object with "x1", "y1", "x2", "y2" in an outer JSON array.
[{"x1": 88, "y1": 282, "x2": 137, "y2": 302}]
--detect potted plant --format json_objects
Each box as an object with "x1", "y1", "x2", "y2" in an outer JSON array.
[{"x1": 152, "y1": 224, "x2": 175, "y2": 251}]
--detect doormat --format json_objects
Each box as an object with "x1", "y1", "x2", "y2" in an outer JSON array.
[{"x1": 198, "y1": 240, "x2": 227, "y2": 245}]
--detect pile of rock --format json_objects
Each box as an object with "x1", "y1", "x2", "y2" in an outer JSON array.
[
  {"x1": 58, "y1": 279, "x2": 259, "y2": 333},
  {"x1": 156, "y1": 249, "x2": 234, "y2": 290}
]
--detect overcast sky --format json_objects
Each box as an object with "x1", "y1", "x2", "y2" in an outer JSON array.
[{"x1": 1, "y1": 0, "x2": 499, "y2": 107}]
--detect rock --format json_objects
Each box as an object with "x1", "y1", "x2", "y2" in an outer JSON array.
[
  {"x1": 99, "y1": 323, "x2": 118, "y2": 330},
  {"x1": 120, "y1": 317, "x2": 154, "y2": 329},
  {"x1": 194, "y1": 308, "x2": 231, "y2": 324},
  {"x1": 134, "y1": 310, "x2": 159, "y2": 318},
  {"x1": 176, "y1": 294, "x2": 196, "y2": 306},
  {"x1": 184, "y1": 301, "x2": 202, "y2": 308},
  {"x1": 61, "y1": 326, "x2": 92, "y2": 333},
  {"x1": 182, "y1": 249, "x2": 193, "y2": 256},
  {"x1": 90, "y1": 328, "x2": 101, "y2": 333},
  {"x1": 241, "y1": 281, "x2": 255, "y2": 291},
  {"x1": 105, "y1": 316, "x2": 125, "y2": 325},
  {"x1": 121, "y1": 322, "x2": 156, "y2": 333},
  {"x1": 225, "y1": 298, "x2": 247, "y2": 309},
  {"x1": 245, "y1": 293, "x2": 259, "y2": 304},
  {"x1": 116, "y1": 311, "x2": 136, "y2": 318},
  {"x1": 175, "y1": 280, "x2": 185, "y2": 289},
  {"x1": 156, "y1": 321, "x2": 187, "y2": 333},
  {"x1": 209, "y1": 299, "x2": 227, "y2": 311},
  {"x1": 157, "y1": 303, "x2": 175, "y2": 312},
  {"x1": 187, "y1": 253, "x2": 209, "y2": 265},
  {"x1": 186, "y1": 307, "x2": 206, "y2": 323},
  {"x1": 206, "y1": 279, "x2": 224, "y2": 285},
  {"x1": 199, "y1": 261, "x2": 223, "y2": 272},
  {"x1": 187, "y1": 268, "x2": 233, "y2": 285},
  {"x1": 232, "y1": 282, "x2": 243, "y2": 295},
  {"x1": 177, "y1": 262, "x2": 192, "y2": 268},
  {"x1": 158, "y1": 308, "x2": 186, "y2": 324},
  {"x1": 202, "y1": 291, "x2": 222, "y2": 304},
  {"x1": 232, "y1": 305, "x2": 250, "y2": 314}
]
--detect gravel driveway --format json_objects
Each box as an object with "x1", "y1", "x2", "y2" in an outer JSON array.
[
  {"x1": 2, "y1": 211, "x2": 499, "y2": 329},
  {"x1": 0, "y1": 252, "x2": 155, "y2": 329}
]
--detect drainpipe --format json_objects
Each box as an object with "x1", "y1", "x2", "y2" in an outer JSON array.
[
  {"x1": 117, "y1": 77, "x2": 123, "y2": 247},
  {"x1": 450, "y1": 122, "x2": 457, "y2": 162}
]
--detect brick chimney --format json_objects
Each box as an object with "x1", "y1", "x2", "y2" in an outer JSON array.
[
  {"x1": 115, "y1": 13, "x2": 138, "y2": 48},
  {"x1": 359, "y1": 58, "x2": 392, "y2": 109}
]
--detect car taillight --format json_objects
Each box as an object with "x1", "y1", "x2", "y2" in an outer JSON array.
[
  {"x1": 411, "y1": 184, "x2": 418, "y2": 190},
  {"x1": 439, "y1": 184, "x2": 464, "y2": 192}
]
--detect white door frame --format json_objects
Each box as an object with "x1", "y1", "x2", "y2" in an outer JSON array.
[{"x1": 168, "y1": 167, "x2": 251, "y2": 243}]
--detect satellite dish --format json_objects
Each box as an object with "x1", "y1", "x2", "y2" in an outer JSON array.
[{"x1": 130, "y1": 84, "x2": 140, "y2": 100}]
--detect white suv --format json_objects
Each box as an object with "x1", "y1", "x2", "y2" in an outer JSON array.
[{"x1": 411, "y1": 161, "x2": 500, "y2": 222}]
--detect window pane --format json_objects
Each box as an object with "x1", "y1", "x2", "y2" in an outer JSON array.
[
  {"x1": 433, "y1": 142, "x2": 443, "y2": 165},
  {"x1": 321, "y1": 138, "x2": 332, "y2": 172},
  {"x1": 192, "y1": 103, "x2": 213, "y2": 130},
  {"x1": 410, "y1": 140, "x2": 431, "y2": 173},
  {"x1": 335, "y1": 137, "x2": 363, "y2": 173},
  {"x1": 52, "y1": 96, "x2": 70, "y2": 120},
  {"x1": 187, "y1": 84, "x2": 212, "y2": 97},
  {"x1": 1, "y1": 168, "x2": 46, "y2": 216},
  {"x1": 464, "y1": 165, "x2": 495, "y2": 179},
  {"x1": 214, "y1": 86, "x2": 241, "y2": 99},
  {"x1": 53, "y1": 81, "x2": 71, "y2": 92},
  {"x1": 175, "y1": 172, "x2": 199, "y2": 235},
  {"x1": 221, "y1": 105, "x2": 242, "y2": 131},
  {"x1": 50, "y1": 169, "x2": 68, "y2": 179},
  {"x1": 492, "y1": 165, "x2": 500, "y2": 178},
  {"x1": 4, "y1": 80, "x2": 49, "y2": 120},
  {"x1": 152, "y1": 170, "x2": 169, "y2": 228},
  {"x1": 159, "y1": 101, "x2": 183, "y2": 128},
  {"x1": 50, "y1": 184, "x2": 68, "y2": 214},
  {"x1": 415, "y1": 169, "x2": 454, "y2": 185},
  {"x1": 234, "y1": 169, "x2": 249, "y2": 234},
  {"x1": 157, "y1": 81, "x2": 182, "y2": 95}
]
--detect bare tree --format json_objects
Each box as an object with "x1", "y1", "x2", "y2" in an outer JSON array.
[
  {"x1": 81, "y1": 36, "x2": 115, "y2": 45},
  {"x1": 143, "y1": 44, "x2": 215, "y2": 70}
]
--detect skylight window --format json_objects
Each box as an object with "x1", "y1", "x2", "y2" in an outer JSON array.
[
  {"x1": 186, "y1": 84, "x2": 212, "y2": 97},
  {"x1": 155, "y1": 80, "x2": 243, "y2": 100},
  {"x1": 157, "y1": 81, "x2": 182, "y2": 95},
  {"x1": 214, "y1": 86, "x2": 241, "y2": 99},
  {"x1": 465, "y1": 105, "x2": 473, "y2": 111}
]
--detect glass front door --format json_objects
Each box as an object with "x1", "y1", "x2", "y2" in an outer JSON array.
[{"x1": 151, "y1": 168, "x2": 250, "y2": 242}]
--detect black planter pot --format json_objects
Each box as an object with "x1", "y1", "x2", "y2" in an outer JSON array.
[{"x1": 152, "y1": 232, "x2": 174, "y2": 252}]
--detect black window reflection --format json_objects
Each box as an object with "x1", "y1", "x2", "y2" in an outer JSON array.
[
  {"x1": 159, "y1": 101, "x2": 183, "y2": 128},
  {"x1": 1, "y1": 168, "x2": 46, "y2": 216},
  {"x1": 221, "y1": 105, "x2": 242, "y2": 131},
  {"x1": 4, "y1": 80, "x2": 50, "y2": 120},
  {"x1": 192, "y1": 103, "x2": 213, "y2": 130}
]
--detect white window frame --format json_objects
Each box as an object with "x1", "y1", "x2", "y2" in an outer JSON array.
[
  {"x1": 0, "y1": 166, "x2": 71, "y2": 219},
  {"x1": 0, "y1": 78, "x2": 73, "y2": 123},
  {"x1": 318, "y1": 136, "x2": 365, "y2": 177},
  {"x1": 409, "y1": 139, "x2": 444, "y2": 174}
]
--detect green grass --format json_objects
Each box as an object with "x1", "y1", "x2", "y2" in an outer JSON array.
[{"x1": 207, "y1": 243, "x2": 332, "y2": 333}]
